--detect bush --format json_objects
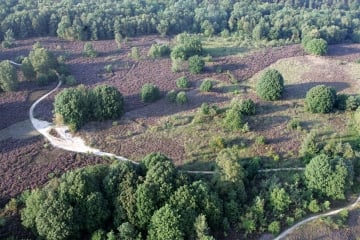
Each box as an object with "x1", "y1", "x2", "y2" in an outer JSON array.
[
  {"x1": 256, "y1": 69, "x2": 284, "y2": 101},
  {"x1": 65, "y1": 75, "x2": 77, "y2": 86},
  {"x1": 304, "y1": 38, "x2": 328, "y2": 55},
  {"x1": 83, "y1": 43, "x2": 98, "y2": 58},
  {"x1": 335, "y1": 94, "x2": 348, "y2": 110},
  {"x1": 287, "y1": 119, "x2": 301, "y2": 130},
  {"x1": 0, "y1": 60, "x2": 18, "y2": 91},
  {"x1": 268, "y1": 221, "x2": 280, "y2": 235},
  {"x1": 346, "y1": 95, "x2": 360, "y2": 111},
  {"x1": 92, "y1": 85, "x2": 124, "y2": 121},
  {"x1": 176, "y1": 91, "x2": 187, "y2": 104},
  {"x1": 166, "y1": 90, "x2": 177, "y2": 102},
  {"x1": 209, "y1": 137, "x2": 226, "y2": 152},
  {"x1": 130, "y1": 47, "x2": 141, "y2": 60},
  {"x1": 200, "y1": 79, "x2": 213, "y2": 92},
  {"x1": 176, "y1": 76, "x2": 190, "y2": 88},
  {"x1": 299, "y1": 131, "x2": 320, "y2": 162},
  {"x1": 305, "y1": 85, "x2": 336, "y2": 113},
  {"x1": 308, "y1": 199, "x2": 321, "y2": 213},
  {"x1": 141, "y1": 83, "x2": 160, "y2": 103},
  {"x1": 255, "y1": 136, "x2": 266, "y2": 145},
  {"x1": 148, "y1": 44, "x2": 171, "y2": 58},
  {"x1": 223, "y1": 107, "x2": 243, "y2": 131},
  {"x1": 238, "y1": 99, "x2": 256, "y2": 115},
  {"x1": 188, "y1": 55, "x2": 205, "y2": 74}
]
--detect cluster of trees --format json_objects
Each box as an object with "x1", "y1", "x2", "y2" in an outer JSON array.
[
  {"x1": 19, "y1": 147, "x2": 356, "y2": 239},
  {"x1": 1, "y1": 0, "x2": 360, "y2": 44},
  {"x1": 54, "y1": 85, "x2": 124, "y2": 131}
]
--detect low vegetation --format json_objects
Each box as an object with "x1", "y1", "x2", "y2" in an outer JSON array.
[{"x1": 141, "y1": 83, "x2": 161, "y2": 103}]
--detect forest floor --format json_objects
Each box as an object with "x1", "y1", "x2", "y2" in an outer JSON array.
[{"x1": 2, "y1": 36, "x2": 360, "y2": 239}]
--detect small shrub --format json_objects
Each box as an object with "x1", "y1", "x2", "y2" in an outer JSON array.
[
  {"x1": 238, "y1": 99, "x2": 256, "y2": 115},
  {"x1": 201, "y1": 103, "x2": 210, "y2": 115},
  {"x1": 223, "y1": 107, "x2": 243, "y2": 131},
  {"x1": 104, "y1": 64, "x2": 113, "y2": 73},
  {"x1": 141, "y1": 83, "x2": 160, "y2": 103},
  {"x1": 166, "y1": 90, "x2": 177, "y2": 102},
  {"x1": 209, "y1": 137, "x2": 226, "y2": 152},
  {"x1": 287, "y1": 119, "x2": 301, "y2": 130},
  {"x1": 48, "y1": 70, "x2": 58, "y2": 82},
  {"x1": 256, "y1": 69, "x2": 284, "y2": 101},
  {"x1": 188, "y1": 55, "x2": 205, "y2": 74},
  {"x1": 176, "y1": 76, "x2": 190, "y2": 88},
  {"x1": 304, "y1": 38, "x2": 328, "y2": 56},
  {"x1": 148, "y1": 44, "x2": 171, "y2": 58},
  {"x1": 130, "y1": 47, "x2": 141, "y2": 60},
  {"x1": 335, "y1": 94, "x2": 348, "y2": 110},
  {"x1": 200, "y1": 79, "x2": 213, "y2": 92},
  {"x1": 305, "y1": 85, "x2": 336, "y2": 113},
  {"x1": 83, "y1": 42, "x2": 98, "y2": 58},
  {"x1": 255, "y1": 135, "x2": 266, "y2": 145},
  {"x1": 268, "y1": 221, "x2": 281, "y2": 235},
  {"x1": 171, "y1": 58, "x2": 184, "y2": 73},
  {"x1": 308, "y1": 199, "x2": 321, "y2": 213},
  {"x1": 65, "y1": 75, "x2": 77, "y2": 86},
  {"x1": 176, "y1": 91, "x2": 187, "y2": 104},
  {"x1": 346, "y1": 95, "x2": 360, "y2": 111}
]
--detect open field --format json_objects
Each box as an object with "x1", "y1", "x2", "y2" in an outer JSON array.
[{"x1": 2, "y1": 37, "x2": 360, "y2": 239}]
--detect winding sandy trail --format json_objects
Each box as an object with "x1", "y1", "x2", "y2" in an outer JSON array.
[{"x1": 28, "y1": 79, "x2": 360, "y2": 240}]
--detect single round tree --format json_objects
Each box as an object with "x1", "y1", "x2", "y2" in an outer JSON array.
[
  {"x1": 176, "y1": 76, "x2": 190, "y2": 89},
  {"x1": 305, "y1": 85, "x2": 336, "y2": 113},
  {"x1": 304, "y1": 38, "x2": 328, "y2": 56},
  {"x1": 92, "y1": 85, "x2": 124, "y2": 121},
  {"x1": 188, "y1": 55, "x2": 205, "y2": 74},
  {"x1": 256, "y1": 69, "x2": 284, "y2": 100},
  {"x1": 200, "y1": 79, "x2": 213, "y2": 92},
  {"x1": 176, "y1": 91, "x2": 187, "y2": 104},
  {"x1": 141, "y1": 83, "x2": 160, "y2": 103}
]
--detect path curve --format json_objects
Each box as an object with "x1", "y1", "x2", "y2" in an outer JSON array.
[
  {"x1": 275, "y1": 195, "x2": 360, "y2": 239},
  {"x1": 27, "y1": 78, "x2": 360, "y2": 240}
]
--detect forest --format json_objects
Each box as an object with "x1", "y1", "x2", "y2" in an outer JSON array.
[{"x1": 2, "y1": 0, "x2": 360, "y2": 240}]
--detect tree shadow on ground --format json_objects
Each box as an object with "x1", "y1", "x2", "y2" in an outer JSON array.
[
  {"x1": 284, "y1": 81, "x2": 350, "y2": 100},
  {"x1": 328, "y1": 44, "x2": 360, "y2": 57}
]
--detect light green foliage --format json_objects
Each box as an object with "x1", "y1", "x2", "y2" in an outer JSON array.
[
  {"x1": 2, "y1": 29, "x2": 15, "y2": 48},
  {"x1": 223, "y1": 106, "x2": 243, "y2": 131},
  {"x1": 171, "y1": 33, "x2": 203, "y2": 60},
  {"x1": 194, "y1": 215, "x2": 215, "y2": 240},
  {"x1": 141, "y1": 83, "x2": 160, "y2": 103},
  {"x1": 268, "y1": 221, "x2": 281, "y2": 235},
  {"x1": 166, "y1": 90, "x2": 177, "y2": 102},
  {"x1": 305, "y1": 85, "x2": 336, "y2": 113},
  {"x1": 256, "y1": 69, "x2": 284, "y2": 100},
  {"x1": 91, "y1": 229, "x2": 106, "y2": 240},
  {"x1": 270, "y1": 187, "x2": 291, "y2": 213},
  {"x1": 304, "y1": 38, "x2": 328, "y2": 55},
  {"x1": 200, "y1": 79, "x2": 213, "y2": 92},
  {"x1": 255, "y1": 135, "x2": 266, "y2": 145},
  {"x1": 308, "y1": 199, "x2": 321, "y2": 213},
  {"x1": 209, "y1": 136, "x2": 226, "y2": 152},
  {"x1": 0, "y1": 60, "x2": 18, "y2": 92},
  {"x1": 148, "y1": 44, "x2": 171, "y2": 58},
  {"x1": 171, "y1": 58, "x2": 185, "y2": 72},
  {"x1": 115, "y1": 33, "x2": 122, "y2": 48},
  {"x1": 188, "y1": 55, "x2": 205, "y2": 74},
  {"x1": 299, "y1": 131, "x2": 320, "y2": 161},
  {"x1": 176, "y1": 91, "x2": 187, "y2": 104},
  {"x1": 141, "y1": 152, "x2": 172, "y2": 171},
  {"x1": 176, "y1": 76, "x2": 190, "y2": 89},
  {"x1": 305, "y1": 154, "x2": 354, "y2": 200},
  {"x1": 148, "y1": 204, "x2": 184, "y2": 240},
  {"x1": 131, "y1": 47, "x2": 141, "y2": 60},
  {"x1": 29, "y1": 47, "x2": 58, "y2": 73},
  {"x1": 21, "y1": 57, "x2": 36, "y2": 81},
  {"x1": 336, "y1": 94, "x2": 360, "y2": 111},
  {"x1": 92, "y1": 85, "x2": 124, "y2": 121},
  {"x1": 83, "y1": 43, "x2": 98, "y2": 58},
  {"x1": 287, "y1": 119, "x2": 301, "y2": 130},
  {"x1": 118, "y1": 222, "x2": 138, "y2": 240}
]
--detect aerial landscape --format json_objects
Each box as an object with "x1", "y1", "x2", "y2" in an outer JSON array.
[{"x1": 3, "y1": 0, "x2": 360, "y2": 239}]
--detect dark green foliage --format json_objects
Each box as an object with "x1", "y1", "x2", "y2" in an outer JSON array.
[
  {"x1": 0, "y1": 60, "x2": 18, "y2": 92},
  {"x1": 141, "y1": 152, "x2": 172, "y2": 172},
  {"x1": 36, "y1": 73, "x2": 49, "y2": 86},
  {"x1": 21, "y1": 57, "x2": 36, "y2": 81},
  {"x1": 299, "y1": 131, "x2": 320, "y2": 161},
  {"x1": 148, "y1": 44, "x2": 171, "y2": 58},
  {"x1": 92, "y1": 85, "x2": 124, "y2": 121},
  {"x1": 65, "y1": 75, "x2": 77, "y2": 86},
  {"x1": 118, "y1": 222, "x2": 138, "y2": 240},
  {"x1": 305, "y1": 154, "x2": 354, "y2": 200},
  {"x1": 141, "y1": 83, "x2": 160, "y2": 103},
  {"x1": 29, "y1": 47, "x2": 58, "y2": 74},
  {"x1": 2, "y1": 29, "x2": 15, "y2": 48},
  {"x1": 176, "y1": 76, "x2": 190, "y2": 89},
  {"x1": 176, "y1": 91, "x2": 187, "y2": 104},
  {"x1": 188, "y1": 55, "x2": 205, "y2": 74},
  {"x1": 171, "y1": 33, "x2": 203, "y2": 60},
  {"x1": 166, "y1": 90, "x2": 177, "y2": 102},
  {"x1": 305, "y1": 85, "x2": 336, "y2": 113},
  {"x1": 83, "y1": 43, "x2": 98, "y2": 58},
  {"x1": 336, "y1": 94, "x2": 360, "y2": 111},
  {"x1": 256, "y1": 69, "x2": 284, "y2": 101},
  {"x1": 200, "y1": 79, "x2": 213, "y2": 92},
  {"x1": 237, "y1": 99, "x2": 256, "y2": 115},
  {"x1": 303, "y1": 38, "x2": 328, "y2": 55}
]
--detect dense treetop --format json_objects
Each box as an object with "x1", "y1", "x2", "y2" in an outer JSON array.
[{"x1": 1, "y1": 0, "x2": 360, "y2": 44}]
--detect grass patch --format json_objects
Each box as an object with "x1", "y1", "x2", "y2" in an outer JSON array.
[{"x1": 202, "y1": 36, "x2": 250, "y2": 57}]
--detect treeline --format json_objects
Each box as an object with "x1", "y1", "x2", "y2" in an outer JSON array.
[
  {"x1": 18, "y1": 145, "x2": 355, "y2": 239},
  {"x1": 1, "y1": 0, "x2": 360, "y2": 44}
]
